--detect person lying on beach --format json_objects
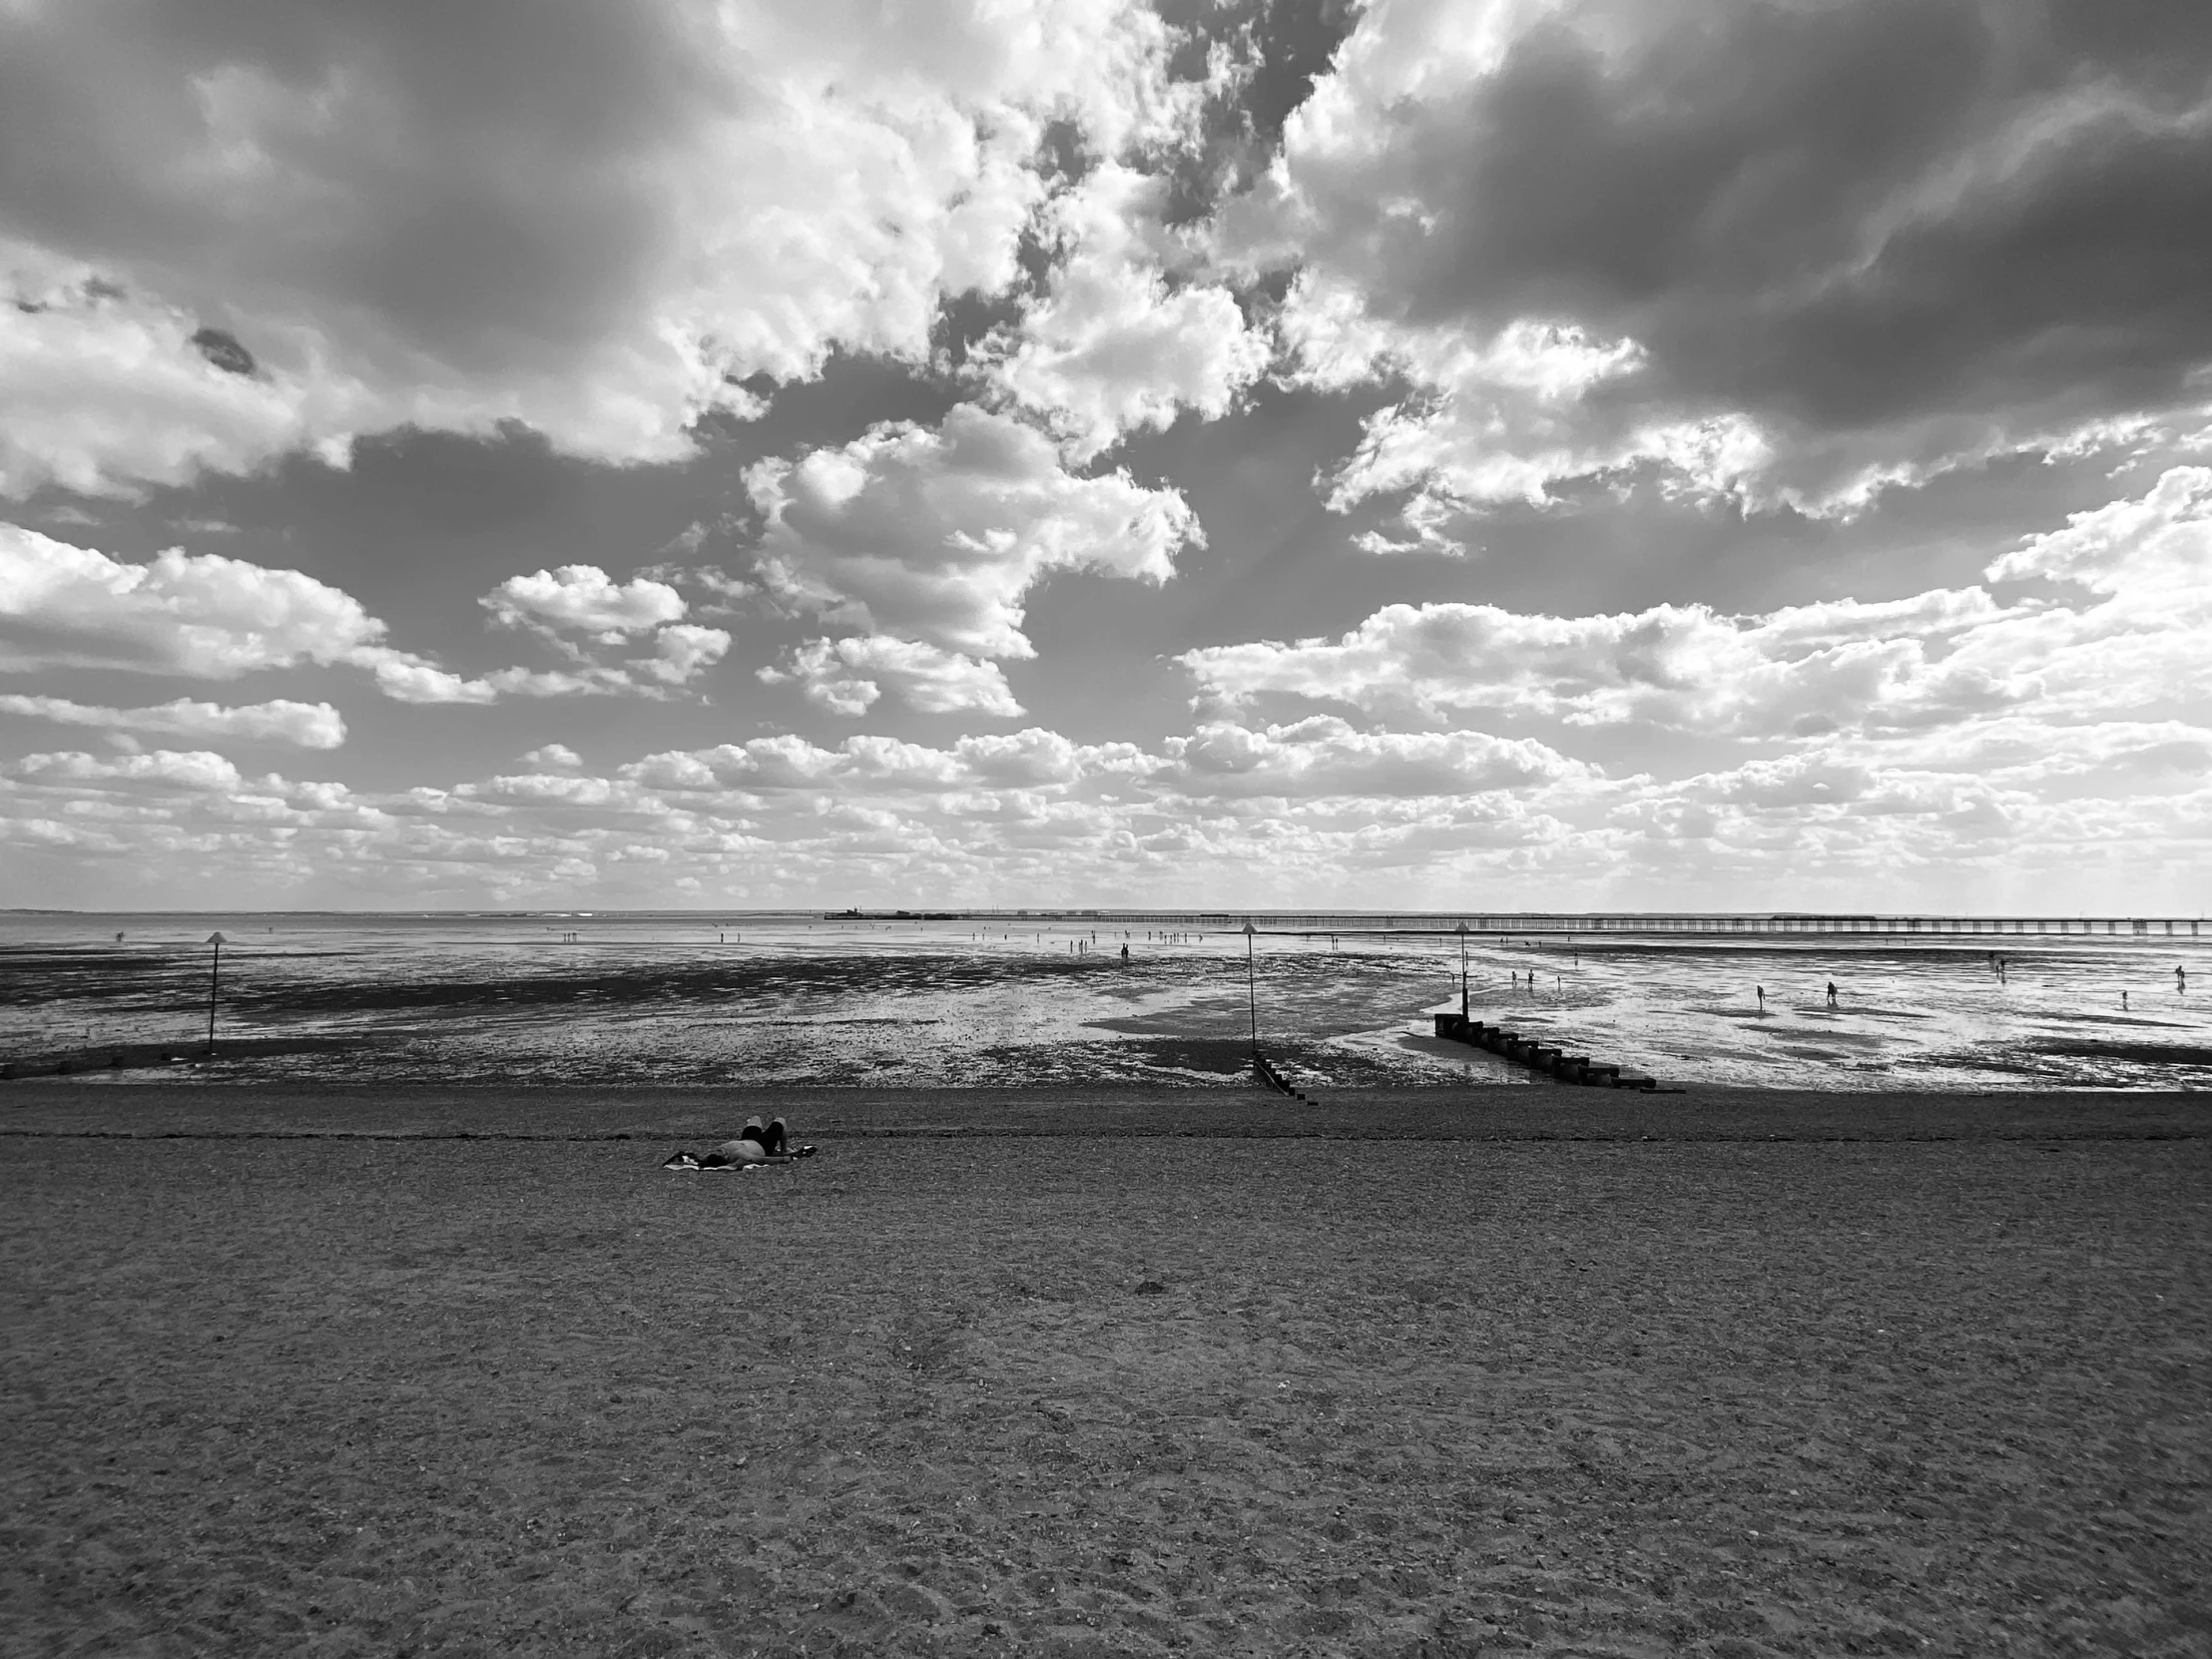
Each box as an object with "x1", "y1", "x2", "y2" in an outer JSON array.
[{"x1": 663, "y1": 1116, "x2": 817, "y2": 1170}]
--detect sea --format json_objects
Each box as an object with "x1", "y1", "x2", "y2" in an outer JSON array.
[{"x1": 3, "y1": 910, "x2": 2208, "y2": 1091}]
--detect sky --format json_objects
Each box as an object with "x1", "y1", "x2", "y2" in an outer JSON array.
[{"x1": 2, "y1": 0, "x2": 2209, "y2": 913}]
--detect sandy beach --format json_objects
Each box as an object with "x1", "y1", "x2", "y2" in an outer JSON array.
[{"x1": 4, "y1": 1084, "x2": 2207, "y2": 1657}]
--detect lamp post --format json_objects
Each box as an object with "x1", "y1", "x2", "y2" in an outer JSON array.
[
  {"x1": 1243, "y1": 920, "x2": 1259, "y2": 1053},
  {"x1": 205, "y1": 931, "x2": 228, "y2": 1050},
  {"x1": 1456, "y1": 920, "x2": 1469, "y2": 1018}
]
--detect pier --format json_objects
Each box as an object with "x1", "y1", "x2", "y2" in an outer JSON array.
[{"x1": 838, "y1": 909, "x2": 2203, "y2": 938}]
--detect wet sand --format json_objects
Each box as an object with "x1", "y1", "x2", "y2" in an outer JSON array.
[
  {"x1": 12, "y1": 918, "x2": 2211, "y2": 1092},
  {"x1": 4, "y1": 1085, "x2": 2208, "y2": 1657}
]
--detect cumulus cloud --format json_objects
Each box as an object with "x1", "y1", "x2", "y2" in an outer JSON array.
[
  {"x1": 1232, "y1": 0, "x2": 2212, "y2": 522},
  {"x1": 1988, "y1": 464, "x2": 2212, "y2": 594},
  {"x1": 520, "y1": 744, "x2": 584, "y2": 770},
  {"x1": 1183, "y1": 463, "x2": 2212, "y2": 757},
  {"x1": 1283, "y1": 279, "x2": 1774, "y2": 527},
  {"x1": 7, "y1": 699, "x2": 2205, "y2": 911},
  {"x1": 483, "y1": 566, "x2": 688, "y2": 639},
  {"x1": 1163, "y1": 716, "x2": 1587, "y2": 797},
  {"x1": 0, "y1": 693, "x2": 345, "y2": 749},
  {"x1": 631, "y1": 624, "x2": 732, "y2": 688},
  {"x1": 0, "y1": 524, "x2": 726, "y2": 706},
  {"x1": 9, "y1": 747, "x2": 247, "y2": 793},
  {"x1": 476, "y1": 563, "x2": 727, "y2": 692},
  {"x1": 760, "y1": 635, "x2": 1022, "y2": 717},
  {"x1": 0, "y1": 523, "x2": 384, "y2": 676},
  {"x1": 359, "y1": 647, "x2": 730, "y2": 706},
  {"x1": 0, "y1": 265, "x2": 358, "y2": 498},
  {"x1": 0, "y1": 0, "x2": 1213, "y2": 497},
  {"x1": 744, "y1": 402, "x2": 1200, "y2": 659},
  {"x1": 975, "y1": 164, "x2": 1273, "y2": 459},
  {"x1": 617, "y1": 717, "x2": 1585, "y2": 806},
  {"x1": 1178, "y1": 589, "x2": 2027, "y2": 736}
]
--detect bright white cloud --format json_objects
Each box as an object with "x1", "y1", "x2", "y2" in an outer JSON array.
[
  {"x1": 1178, "y1": 589, "x2": 2026, "y2": 736},
  {"x1": 9, "y1": 747, "x2": 248, "y2": 793},
  {"x1": 0, "y1": 524, "x2": 729, "y2": 705},
  {"x1": 0, "y1": 524, "x2": 384, "y2": 677},
  {"x1": 483, "y1": 566, "x2": 688, "y2": 638},
  {"x1": 475, "y1": 564, "x2": 730, "y2": 693},
  {"x1": 0, "y1": 0, "x2": 1209, "y2": 497},
  {"x1": 761, "y1": 635, "x2": 1022, "y2": 717},
  {"x1": 6, "y1": 694, "x2": 2207, "y2": 912},
  {"x1": 1987, "y1": 465, "x2": 2212, "y2": 595},
  {"x1": 1162, "y1": 717, "x2": 1587, "y2": 798},
  {"x1": 355, "y1": 652, "x2": 501, "y2": 708},
  {"x1": 0, "y1": 693, "x2": 346, "y2": 749},
  {"x1": 632, "y1": 624, "x2": 731, "y2": 688},
  {"x1": 1277, "y1": 279, "x2": 1770, "y2": 528},
  {"x1": 977, "y1": 164, "x2": 1271, "y2": 460},
  {"x1": 745, "y1": 402, "x2": 1200, "y2": 659},
  {"x1": 0, "y1": 270, "x2": 357, "y2": 499}
]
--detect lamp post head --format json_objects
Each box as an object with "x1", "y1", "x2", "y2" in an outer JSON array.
[
  {"x1": 1242, "y1": 920, "x2": 1256, "y2": 935},
  {"x1": 207, "y1": 931, "x2": 229, "y2": 946}
]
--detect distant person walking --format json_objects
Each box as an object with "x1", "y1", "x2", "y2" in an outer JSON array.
[
  {"x1": 2122, "y1": 990, "x2": 2130, "y2": 1011},
  {"x1": 1756, "y1": 984, "x2": 1766, "y2": 1013},
  {"x1": 1826, "y1": 980, "x2": 1838, "y2": 1007},
  {"x1": 2178, "y1": 965, "x2": 2188, "y2": 993}
]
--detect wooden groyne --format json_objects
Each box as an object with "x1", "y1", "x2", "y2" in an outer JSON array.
[
  {"x1": 1253, "y1": 1052, "x2": 1315, "y2": 1103},
  {"x1": 1432, "y1": 1013, "x2": 1657, "y2": 1090}
]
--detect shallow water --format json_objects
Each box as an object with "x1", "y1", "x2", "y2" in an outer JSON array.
[{"x1": 2, "y1": 911, "x2": 2207, "y2": 1090}]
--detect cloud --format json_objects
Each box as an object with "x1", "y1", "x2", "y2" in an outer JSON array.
[
  {"x1": 631, "y1": 624, "x2": 731, "y2": 688},
  {"x1": 0, "y1": 524, "x2": 729, "y2": 704},
  {"x1": 1178, "y1": 589, "x2": 2027, "y2": 735},
  {"x1": 358, "y1": 648, "x2": 727, "y2": 706},
  {"x1": 352, "y1": 653, "x2": 500, "y2": 707},
  {"x1": 0, "y1": 0, "x2": 1209, "y2": 497},
  {"x1": 478, "y1": 563, "x2": 728, "y2": 691},
  {"x1": 0, "y1": 267, "x2": 361, "y2": 498},
  {"x1": 8, "y1": 700, "x2": 2207, "y2": 910},
  {"x1": 8, "y1": 747, "x2": 248, "y2": 793},
  {"x1": 0, "y1": 693, "x2": 345, "y2": 749},
  {"x1": 1162, "y1": 716, "x2": 1587, "y2": 797},
  {"x1": 483, "y1": 566, "x2": 688, "y2": 638},
  {"x1": 520, "y1": 743, "x2": 584, "y2": 770},
  {"x1": 975, "y1": 163, "x2": 1272, "y2": 459},
  {"x1": 1282, "y1": 280, "x2": 1775, "y2": 525},
  {"x1": 0, "y1": 523, "x2": 384, "y2": 676},
  {"x1": 1231, "y1": 0, "x2": 2212, "y2": 521},
  {"x1": 744, "y1": 402, "x2": 1200, "y2": 659},
  {"x1": 954, "y1": 727, "x2": 1085, "y2": 786},
  {"x1": 1987, "y1": 464, "x2": 2212, "y2": 594},
  {"x1": 760, "y1": 635, "x2": 1021, "y2": 717}
]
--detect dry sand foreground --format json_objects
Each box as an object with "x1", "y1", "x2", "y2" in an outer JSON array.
[{"x1": 2, "y1": 1086, "x2": 2207, "y2": 1658}]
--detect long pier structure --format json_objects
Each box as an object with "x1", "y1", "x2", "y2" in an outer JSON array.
[{"x1": 837, "y1": 909, "x2": 2203, "y2": 938}]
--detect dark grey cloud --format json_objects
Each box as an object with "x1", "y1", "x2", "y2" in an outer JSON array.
[
  {"x1": 190, "y1": 327, "x2": 257, "y2": 377},
  {"x1": 0, "y1": 0, "x2": 720, "y2": 370},
  {"x1": 1274, "y1": 0, "x2": 2212, "y2": 490}
]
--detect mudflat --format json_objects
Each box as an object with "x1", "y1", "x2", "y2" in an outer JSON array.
[{"x1": 3, "y1": 1086, "x2": 2207, "y2": 1657}]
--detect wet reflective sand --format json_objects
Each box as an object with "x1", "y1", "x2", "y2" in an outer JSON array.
[{"x1": 4, "y1": 912, "x2": 2207, "y2": 1091}]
